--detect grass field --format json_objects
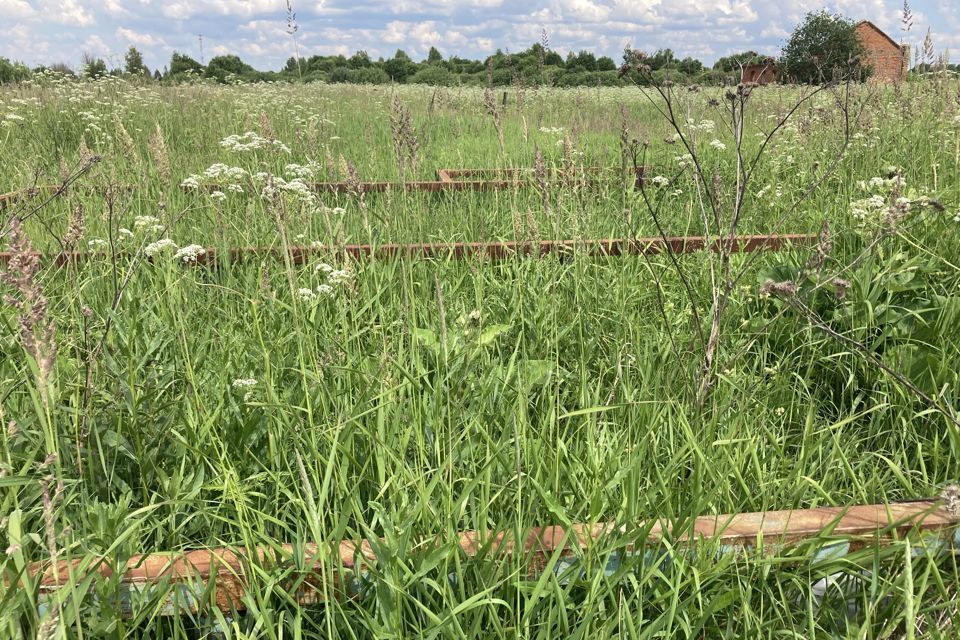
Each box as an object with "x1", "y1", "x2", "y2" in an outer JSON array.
[{"x1": 2, "y1": 74, "x2": 960, "y2": 638}]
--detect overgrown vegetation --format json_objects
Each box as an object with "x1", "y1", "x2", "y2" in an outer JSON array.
[
  {"x1": 1, "y1": 71, "x2": 960, "y2": 638},
  {"x1": 781, "y1": 11, "x2": 869, "y2": 83}
]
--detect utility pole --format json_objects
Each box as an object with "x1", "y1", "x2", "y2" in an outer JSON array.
[{"x1": 198, "y1": 34, "x2": 204, "y2": 65}]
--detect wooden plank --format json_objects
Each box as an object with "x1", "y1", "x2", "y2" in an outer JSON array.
[
  {"x1": 0, "y1": 234, "x2": 817, "y2": 268},
  {"x1": 28, "y1": 500, "x2": 960, "y2": 615}
]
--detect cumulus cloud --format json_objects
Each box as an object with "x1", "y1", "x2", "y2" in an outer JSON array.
[
  {"x1": 116, "y1": 27, "x2": 167, "y2": 48},
  {"x1": 83, "y1": 34, "x2": 110, "y2": 55},
  {"x1": 44, "y1": 0, "x2": 96, "y2": 26},
  {"x1": 0, "y1": 0, "x2": 955, "y2": 72},
  {"x1": 160, "y1": 0, "x2": 278, "y2": 20},
  {"x1": 1, "y1": 0, "x2": 35, "y2": 18}
]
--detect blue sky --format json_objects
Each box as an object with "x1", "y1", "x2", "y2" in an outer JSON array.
[{"x1": 3, "y1": 0, "x2": 957, "y2": 72}]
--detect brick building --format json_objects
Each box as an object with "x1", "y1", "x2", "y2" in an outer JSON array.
[
  {"x1": 855, "y1": 21, "x2": 909, "y2": 82},
  {"x1": 741, "y1": 59, "x2": 778, "y2": 85}
]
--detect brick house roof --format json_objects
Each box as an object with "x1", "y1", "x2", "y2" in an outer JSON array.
[{"x1": 855, "y1": 21, "x2": 907, "y2": 52}]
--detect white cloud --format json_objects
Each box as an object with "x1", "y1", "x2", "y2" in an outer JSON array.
[
  {"x1": 116, "y1": 27, "x2": 167, "y2": 47},
  {"x1": 0, "y1": 0, "x2": 35, "y2": 18},
  {"x1": 83, "y1": 34, "x2": 110, "y2": 55},
  {"x1": 160, "y1": 0, "x2": 278, "y2": 20},
  {"x1": 42, "y1": 0, "x2": 96, "y2": 26}
]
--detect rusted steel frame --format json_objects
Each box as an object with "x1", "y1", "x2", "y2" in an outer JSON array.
[
  {"x1": 1, "y1": 168, "x2": 641, "y2": 205},
  {"x1": 0, "y1": 234, "x2": 817, "y2": 268},
  {"x1": 298, "y1": 179, "x2": 519, "y2": 194},
  {"x1": 30, "y1": 501, "x2": 960, "y2": 615},
  {"x1": 440, "y1": 166, "x2": 641, "y2": 182},
  {"x1": 191, "y1": 167, "x2": 643, "y2": 194}
]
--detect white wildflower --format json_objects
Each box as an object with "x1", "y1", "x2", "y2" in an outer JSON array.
[
  {"x1": 650, "y1": 175, "x2": 669, "y2": 188},
  {"x1": 675, "y1": 154, "x2": 694, "y2": 169},
  {"x1": 284, "y1": 163, "x2": 314, "y2": 179},
  {"x1": 297, "y1": 287, "x2": 317, "y2": 302},
  {"x1": 227, "y1": 183, "x2": 243, "y2": 193},
  {"x1": 144, "y1": 238, "x2": 178, "y2": 257},
  {"x1": 710, "y1": 139, "x2": 726, "y2": 151},
  {"x1": 687, "y1": 119, "x2": 715, "y2": 133},
  {"x1": 327, "y1": 268, "x2": 352, "y2": 286},
  {"x1": 232, "y1": 378, "x2": 257, "y2": 388},
  {"x1": 316, "y1": 284, "x2": 334, "y2": 297},
  {"x1": 133, "y1": 215, "x2": 162, "y2": 233},
  {"x1": 180, "y1": 175, "x2": 200, "y2": 190},
  {"x1": 174, "y1": 244, "x2": 206, "y2": 263},
  {"x1": 87, "y1": 238, "x2": 108, "y2": 250},
  {"x1": 210, "y1": 190, "x2": 227, "y2": 202},
  {"x1": 220, "y1": 131, "x2": 290, "y2": 153},
  {"x1": 202, "y1": 164, "x2": 247, "y2": 181}
]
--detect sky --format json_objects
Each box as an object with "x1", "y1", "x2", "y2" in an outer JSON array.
[{"x1": 2, "y1": 0, "x2": 958, "y2": 73}]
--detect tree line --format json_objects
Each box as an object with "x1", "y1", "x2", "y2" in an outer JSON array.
[
  {"x1": 1, "y1": 42, "x2": 726, "y2": 87},
  {"x1": 1, "y1": 12, "x2": 954, "y2": 87}
]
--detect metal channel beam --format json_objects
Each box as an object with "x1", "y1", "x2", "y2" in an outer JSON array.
[
  {"x1": 0, "y1": 167, "x2": 644, "y2": 208},
  {"x1": 29, "y1": 500, "x2": 960, "y2": 616},
  {"x1": 0, "y1": 234, "x2": 816, "y2": 268}
]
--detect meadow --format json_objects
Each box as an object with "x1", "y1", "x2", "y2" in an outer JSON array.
[{"x1": 2, "y1": 73, "x2": 960, "y2": 638}]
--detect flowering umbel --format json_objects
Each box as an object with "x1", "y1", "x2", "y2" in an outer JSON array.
[{"x1": 1, "y1": 219, "x2": 57, "y2": 401}]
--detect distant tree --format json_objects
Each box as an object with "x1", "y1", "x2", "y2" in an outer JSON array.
[
  {"x1": 81, "y1": 53, "x2": 108, "y2": 78},
  {"x1": 543, "y1": 50, "x2": 563, "y2": 66},
  {"x1": 713, "y1": 51, "x2": 760, "y2": 72},
  {"x1": 384, "y1": 49, "x2": 418, "y2": 82},
  {"x1": 49, "y1": 62, "x2": 75, "y2": 76},
  {"x1": 328, "y1": 66, "x2": 351, "y2": 83},
  {"x1": 0, "y1": 57, "x2": 31, "y2": 84},
  {"x1": 351, "y1": 66, "x2": 389, "y2": 83},
  {"x1": 169, "y1": 52, "x2": 203, "y2": 77},
  {"x1": 566, "y1": 50, "x2": 598, "y2": 71},
  {"x1": 448, "y1": 55, "x2": 484, "y2": 74},
  {"x1": 781, "y1": 10, "x2": 867, "y2": 83},
  {"x1": 409, "y1": 65, "x2": 455, "y2": 86},
  {"x1": 645, "y1": 49, "x2": 674, "y2": 71},
  {"x1": 205, "y1": 54, "x2": 254, "y2": 82},
  {"x1": 124, "y1": 46, "x2": 149, "y2": 76},
  {"x1": 347, "y1": 50, "x2": 371, "y2": 69},
  {"x1": 153, "y1": 69, "x2": 162, "y2": 81},
  {"x1": 675, "y1": 57, "x2": 703, "y2": 75},
  {"x1": 596, "y1": 56, "x2": 617, "y2": 72},
  {"x1": 299, "y1": 54, "x2": 347, "y2": 75},
  {"x1": 427, "y1": 46, "x2": 444, "y2": 64}
]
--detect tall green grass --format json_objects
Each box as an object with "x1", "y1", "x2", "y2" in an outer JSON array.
[{"x1": 1, "y1": 76, "x2": 960, "y2": 638}]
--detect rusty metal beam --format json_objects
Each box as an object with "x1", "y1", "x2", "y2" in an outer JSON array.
[
  {"x1": 0, "y1": 234, "x2": 816, "y2": 268},
  {"x1": 215, "y1": 166, "x2": 644, "y2": 195},
  {"x1": 1, "y1": 168, "x2": 642, "y2": 207},
  {"x1": 0, "y1": 184, "x2": 137, "y2": 209},
  {"x1": 29, "y1": 500, "x2": 960, "y2": 615}
]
